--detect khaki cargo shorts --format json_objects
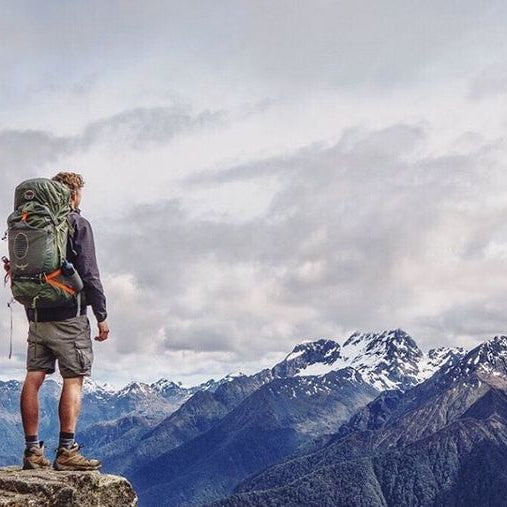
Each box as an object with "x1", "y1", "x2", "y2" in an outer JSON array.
[{"x1": 26, "y1": 315, "x2": 94, "y2": 378}]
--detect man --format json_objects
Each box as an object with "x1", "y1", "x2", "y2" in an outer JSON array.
[{"x1": 17, "y1": 172, "x2": 110, "y2": 470}]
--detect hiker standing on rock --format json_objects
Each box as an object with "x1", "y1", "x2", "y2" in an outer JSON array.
[{"x1": 3, "y1": 172, "x2": 109, "y2": 470}]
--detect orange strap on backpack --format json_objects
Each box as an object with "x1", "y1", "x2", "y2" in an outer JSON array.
[{"x1": 44, "y1": 269, "x2": 77, "y2": 296}]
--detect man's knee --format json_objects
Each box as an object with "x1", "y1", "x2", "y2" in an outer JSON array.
[
  {"x1": 62, "y1": 376, "x2": 84, "y2": 387},
  {"x1": 23, "y1": 371, "x2": 46, "y2": 390},
  {"x1": 61, "y1": 376, "x2": 84, "y2": 396}
]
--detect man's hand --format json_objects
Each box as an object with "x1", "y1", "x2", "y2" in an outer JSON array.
[{"x1": 95, "y1": 320, "x2": 110, "y2": 342}]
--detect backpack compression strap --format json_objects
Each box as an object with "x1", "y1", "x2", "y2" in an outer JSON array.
[{"x1": 44, "y1": 269, "x2": 77, "y2": 296}]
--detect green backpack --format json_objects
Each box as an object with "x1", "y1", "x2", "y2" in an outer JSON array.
[{"x1": 6, "y1": 178, "x2": 79, "y2": 309}]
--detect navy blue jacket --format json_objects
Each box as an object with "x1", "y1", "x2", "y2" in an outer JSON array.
[{"x1": 26, "y1": 209, "x2": 107, "y2": 323}]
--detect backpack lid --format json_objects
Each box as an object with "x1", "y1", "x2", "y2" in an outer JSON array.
[{"x1": 14, "y1": 178, "x2": 71, "y2": 219}]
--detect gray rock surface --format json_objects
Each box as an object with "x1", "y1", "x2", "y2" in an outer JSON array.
[{"x1": 0, "y1": 467, "x2": 137, "y2": 507}]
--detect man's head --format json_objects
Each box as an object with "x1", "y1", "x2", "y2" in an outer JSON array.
[{"x1": 52, "y1": 172, "x2": 85, "y2": 209}]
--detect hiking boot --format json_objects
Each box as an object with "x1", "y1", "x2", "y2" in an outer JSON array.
[
  {"x1": 23, "y1": 441, "x2": 51, "y2": 470},
  {"x1": 53, "y1": 442, "x2": 101, "y2": 471}
]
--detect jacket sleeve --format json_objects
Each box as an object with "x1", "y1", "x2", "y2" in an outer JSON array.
[{"x1": 71, "y1": 215, "x2": 108, "y2": 322}]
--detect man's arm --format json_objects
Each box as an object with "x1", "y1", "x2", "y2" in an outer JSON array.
[{"x1": 71, "y1": 214, "x2": 108, "y2": 329}]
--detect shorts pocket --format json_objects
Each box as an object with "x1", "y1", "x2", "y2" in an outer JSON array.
[
  {"x1": 74, "y1": 320, "x2": 93, "y2": 373},
  {"x1": 75, "y1": 344, "x2": 93, "y2": 372}
]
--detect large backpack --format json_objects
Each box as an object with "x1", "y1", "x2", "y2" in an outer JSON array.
[{"x1": 6, "y1": 178, "x2": 80, "y2": 309}]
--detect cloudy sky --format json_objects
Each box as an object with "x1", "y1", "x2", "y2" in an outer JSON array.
[{"x1": 2, "y1": 1, "x2": 507, "y2": 387}]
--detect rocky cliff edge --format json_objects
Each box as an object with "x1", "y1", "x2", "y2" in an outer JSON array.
[{"x1": 0, "y1": 467, "x2": 137, "y2": 507}]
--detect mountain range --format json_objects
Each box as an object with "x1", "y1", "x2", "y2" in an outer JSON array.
[
  {"x1": 2, "y1": 328, "x2": 505, "y2": 506},
  {"x1": 0, "y1": 376, "x2": 219, "y2": 467},
  {"x1": 218, "y1": 336, "x2": 507, "y2": 506}
]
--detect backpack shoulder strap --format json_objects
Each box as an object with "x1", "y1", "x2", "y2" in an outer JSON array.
[{"x1": 67, "y1": 213, "x2": 77, "y2": 257}]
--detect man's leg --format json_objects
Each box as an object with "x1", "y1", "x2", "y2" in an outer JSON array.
[
  {"x1": 52, "y1": 316, "x2": 100, "y2": 470},
  {"x1": 20, "y1": 371, "x2": 46, "y2": 437},
  {"x1": 24, "y1": 321, "x2": 56, "y2": 444},
  {"x1": 58, "y1": 376, "x2": 84, "y2": 434},
  {"x1": 54, "y1": 375, "x2": 100, "y2": 470},
  {"x1": 20, "y1": 371, "x2": 51, "y2": 469}
]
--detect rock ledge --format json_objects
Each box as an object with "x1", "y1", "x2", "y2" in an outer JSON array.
[{"x1": 0, "y1": 467, "x2": 137, "y2": 507}]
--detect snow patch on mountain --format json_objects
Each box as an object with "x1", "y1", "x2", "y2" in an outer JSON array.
[
  {"x1": 82, "y1": 378, "x2": 116, "y2": 397},
  {"x1": 224, "y1": 370, "x2": 246, "y2": 380},
  {"x1": 288, "y1": 329, "x2": 467, "y2": 391},
  {"x1": 118, "y1": 382, "x2": 155, "y2": 398},
  {"x1": 418, "y1": 346, "x2": 466, "y2": 380},
  {"x1": 151, "y1": 378, "x2": 183, "y2": 394},
  {"x1": 442, "y1": 335, "x2": 507, "y2": 383}
]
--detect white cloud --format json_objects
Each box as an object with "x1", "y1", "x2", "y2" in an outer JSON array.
[{"x1": 2, "y1": 1, "x2": 507, "y2": 386}]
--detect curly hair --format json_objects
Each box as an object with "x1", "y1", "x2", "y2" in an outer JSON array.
[{"x1": 52, "y1": 172, "x2": 85, "y2": 196}]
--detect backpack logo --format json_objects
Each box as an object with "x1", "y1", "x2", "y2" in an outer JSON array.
[
  {"x1": 13, "y1": 232, "x2": 29, "y2": 259},
  {"x1": 24, "y1": 189, "x2": 35, "y2": 200}
]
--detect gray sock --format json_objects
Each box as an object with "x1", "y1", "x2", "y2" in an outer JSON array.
[
  {"x1": 59, "y1": 431, "x2": 75, "y2": 449},
  {"x1": 25, "y1": 435, "x2": 40, "y2": 450}
]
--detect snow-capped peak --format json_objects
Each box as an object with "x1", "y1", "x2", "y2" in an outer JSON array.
[
  {"x1": 341, "y1": 329, "x2": 421, "y2": 362},
  {"x1": 82, "y1": 377, "x2": 116, "y2": 396},
  {"x1": 280, "y1": 329, "x2": 467, "y2": 392},
  {"x1": 447, "y1": 335, "x2": 507, "y2": 379},
  {"x1": 284, "y1": 339, "x2": 341, "y2": 363},
  {"x1": 332, "y1": 329, "x2": 423, "y2": 390},
  {"x1": 272, "y1": 339, "x2": 341, "y2": 378},
  {"x1": 222, "y1": 371, "x2": 247, "y2": 382},
  {"x1": 118, "y1": 381, "x2": 154, "y2": 398},
  {"x1": 151, "y1": 378, "x2": 183, "y2": 393}
]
